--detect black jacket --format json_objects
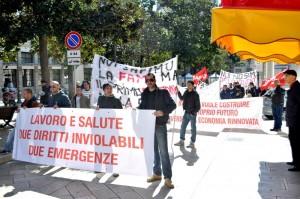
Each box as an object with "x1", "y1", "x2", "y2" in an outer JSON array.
[
  {"x1": 97, "y1": 95, "x2": 122, "y2": 109},
  {"x1": 139, "y1": 87, "x2": 176, "y2": 125},
  {"x1": 271, "y1": 86, "x2": 285, "y2": 105},
  {"x1": 21, "y1": 96, "x2": 39, "y2": 108},
  {"x1": 47, "y1": 90, "x2": 71, "y2": 108},
  {"x1": 286, "y1": 81, "x2": 300, "y2": 128},
  {"x1": 178, "y1": 90, "x2": 200, "y2": 115}
]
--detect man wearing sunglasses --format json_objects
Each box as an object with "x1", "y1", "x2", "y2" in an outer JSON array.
[{"x1": 139, "y1": 73, "x2": 176, "y2": 189}]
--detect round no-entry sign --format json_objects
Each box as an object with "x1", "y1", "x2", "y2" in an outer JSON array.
[{"x1": 65, "y1": 31, "x2": 82, "y2": 49}]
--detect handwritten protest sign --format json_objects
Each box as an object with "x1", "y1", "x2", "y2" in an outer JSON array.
[
  {"x1": 219, "y1": 70, "x2": 258, "y2": 89},
  {"x1": 91, "y1": 55, "x2": 178, "y2": 107},
  {"x1": 13, "y1": 108, "x2": 155, "y2": 176}
]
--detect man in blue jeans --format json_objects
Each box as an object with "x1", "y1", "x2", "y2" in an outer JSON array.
[
  {"x1": 174, "y1": 81, "x2": 200, "y2": 148},
  {"x1": 270, "y1": 80, "x2": 285, "y2": 132},
  {"x1": 139, "y1": 73, "x2": 176, "y2": 189},
  {"x1": 0, "y1": 88, "x2": 39, "y2": 153}
]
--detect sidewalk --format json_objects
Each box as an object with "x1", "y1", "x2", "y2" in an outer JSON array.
[{"x1": 0, "y1": 121, "x2": 300, "y2": 199}]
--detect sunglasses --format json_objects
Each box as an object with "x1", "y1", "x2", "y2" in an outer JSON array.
[{"x1": 145, "y1": 78, "x2": 155, "y2": 83}]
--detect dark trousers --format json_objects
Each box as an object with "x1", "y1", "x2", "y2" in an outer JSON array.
[
  {"x1": 272, "y1": 104, "x2": 283, "y2": 130},
  {"x1": 289, "y1": 126, "x2": 300, "y2": 167}
]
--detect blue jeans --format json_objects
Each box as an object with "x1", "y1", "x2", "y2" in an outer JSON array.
[
  {"x1": 153, "y1": 125, "x2": 172, "y2": 179},
  {"x1": 3, "y1": 129, "x2": 15, "y2": 152},
  {"x1": 272, "y1": 104, "x2": 283, "y2": 130},
  {"x1": 180, "y1": 112, "x2": 197, "y2": 143}
]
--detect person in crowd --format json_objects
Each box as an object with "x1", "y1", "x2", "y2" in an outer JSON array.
[
  {"x1": 47, "y1": 81, "x2": 71, "y2": 108},
  {"x1": 0, "y1": 88, "x2": 39, "y2": 153},
  {"x1": 270, "y1": 80, "x2": 285, "y2": 132},
  {"x1": 139, "y1": 73, "x2": 176, "y2": 189},
  {"x1": 220, "y1": 85, "x2": 232, "y2": 100},
  {"x1": 246, "y1": 82, "x2": 259, "y2": 97},
  {"x1": 96, "y1": 84, "x2": 122, "y2": 109},
  {"x1": 174, "y1": 81, "x2": 200, "y2": 148},
  {"x1": 232, "y1": 82, "x2": 245, "y2": 98},
  {"x1": 81, "y1": 80, "x2": 92, "y2": 99},
  {"x1": 284, "y1": 70, "x2": 300, "y2": 172},
  {"x1": 229, "y1": 82, "x2": 235, "y2": 97},
  {"x1": 40, "y1": 80, "x2": 51, "y2": 105},
  {"x1": 72, "y1": 86, "x2": 90, "y2": 108},
  {"x1": 96, "y1": 83, "x2": 122, "y2": 177}
]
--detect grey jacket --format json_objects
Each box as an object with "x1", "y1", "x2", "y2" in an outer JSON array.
[{"x1": 72, "y1": 95, "x2": 90, "y2": 108}]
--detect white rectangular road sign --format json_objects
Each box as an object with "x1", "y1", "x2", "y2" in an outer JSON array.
[
  {"x1": 68, "y1": 58, "x2": 81, "y2": 65},
  {"x1": 67, "y1": 50, "x2": 81, "y2": 58}
]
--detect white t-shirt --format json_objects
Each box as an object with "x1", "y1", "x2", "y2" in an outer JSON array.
[
  {"x1": 76, "y1": 96, "x2": 81, "y2": 108},
  {"x1": 82, "y1": 89, "x2": 92, "y2": 99}
]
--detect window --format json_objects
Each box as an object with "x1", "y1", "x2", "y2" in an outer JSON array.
[
  {"x1": 84, "y1": 68, "x2": 92, "y2": 81},
  {"x1": 21, "y1": 52, "x2": 33, "y2": 64},
  {"x1": 22, "y1": 69, "x2": 34, "y2": 87},
  {"x1": 52, "y1": 69, "x2": 61, "y2": 83}
]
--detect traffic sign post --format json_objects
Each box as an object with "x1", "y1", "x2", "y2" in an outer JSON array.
[{"x1": 65, "y1": 31, "x2": 82, "y2": 99}]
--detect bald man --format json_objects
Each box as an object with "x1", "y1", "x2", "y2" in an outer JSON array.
[{"x1": 47, "y1": 81, "x2": 71, "y2": 108}]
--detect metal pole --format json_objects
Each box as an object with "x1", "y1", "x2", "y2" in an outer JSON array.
[{"x1": 16, "y1": 51, "x2": 22, "y2": 104}]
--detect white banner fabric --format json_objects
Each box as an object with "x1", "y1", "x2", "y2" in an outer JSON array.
[
  {"x1": 169, "y1": 97, "x2": 263, "y2": 132},
  {"x1": 13, "y1": 108, "x2": 156, "y2": 176}
]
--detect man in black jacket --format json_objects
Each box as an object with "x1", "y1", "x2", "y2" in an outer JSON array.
[
  {"x1": 284, "y1": 70, "x2": 300, "y2": 172},
  {"x1": 270, "y1": 80, "x2": 285, "y2": 132},
  {"x1": 174, "y1": 81, "x2": 200, "y2": 148},
  {"x1": 96, "y1": 84, "x2": 122, "y2": 109},
  {"x1": 139, "y1": 73, "x2": 176, "y2": 189}
]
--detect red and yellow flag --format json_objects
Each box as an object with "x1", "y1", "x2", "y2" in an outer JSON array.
[{"x1": 211, "y1": 0, "x2": 300, "y2": 64}]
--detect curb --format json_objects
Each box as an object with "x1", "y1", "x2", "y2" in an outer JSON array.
[{"x1": 0, "y1": 153, "x2": 12, "y2": 164}]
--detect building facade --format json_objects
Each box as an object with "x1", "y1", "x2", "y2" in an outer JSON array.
[{"x1": 0, "y1": 42, "x2": 92, "y2": 100}]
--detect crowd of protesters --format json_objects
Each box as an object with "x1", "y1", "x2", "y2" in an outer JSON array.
[
  {"x1": 0, "y1": 74, "x2": 181, "y2": 188},
  {"x1": 220, "y1": 81, "x2": 260, "y2": 99}
]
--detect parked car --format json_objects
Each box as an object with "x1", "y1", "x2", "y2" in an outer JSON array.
[{"x1": 262, "y1": 89, "x2": 287, "y2": 120}]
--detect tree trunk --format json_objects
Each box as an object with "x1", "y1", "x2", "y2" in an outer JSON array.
[{"x1": 39, "y1": 35, "x2": 50, "y2": 82}]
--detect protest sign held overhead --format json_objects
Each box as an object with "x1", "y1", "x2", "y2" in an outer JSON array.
[
  {"x1": 91, "y1": 55, "x2": 178, "y2": 107},
  {"x1": 13, "y1": 108, "x2": 156, "y2": 176},
  {"x1": 219, "y1": 70, "x2": 258, "y2": 89}
]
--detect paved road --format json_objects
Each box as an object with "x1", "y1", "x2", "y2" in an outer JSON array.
[{"x1": 0, "y1": 120, "x2": 299, "y2": 199}]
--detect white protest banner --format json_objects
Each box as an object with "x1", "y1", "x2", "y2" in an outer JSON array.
[
  {"x1": 91, "y1": 55, "x2": 178, "y2": 107},
  {"x1": 219, "y1": 70, "x2": 258, "y2": 89},
  {"x1": 169, "y1": 97, "x2": 263, "y2": 132},
  {"x1": 13, "y1": 108, "x2": 155, "y2": 176}
]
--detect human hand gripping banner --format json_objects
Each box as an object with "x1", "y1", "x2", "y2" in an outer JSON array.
[{"x1": 13, "y1": 108, "x2": 155, "y2": 176}]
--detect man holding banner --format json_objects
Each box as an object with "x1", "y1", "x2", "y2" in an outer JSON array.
[{"x1": 139, "y1": 73, "x2": 176, "y2": 189}]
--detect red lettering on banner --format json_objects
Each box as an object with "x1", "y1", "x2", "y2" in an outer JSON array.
[
  {"x1": 227, "y1": 118, "x2": 258, "y2": 125},
  {"x1": 30, "y1": 115, "x2": 67, "y2": 126},
  {"x1": 70, "y1": 116, "x2": 76, "y2": 127},
  {"x1": 47, "y1": 147, "x2": 119, "y2": 165},
  {"x1": 119, "y1": 71, "x2": 144, "y2": 83},
  {"x1": 78, "y1": 116, "x2": 123, "y2": 129},
  {"x1": 28, "y1": 145, "x2": 44, "y2": 157},
  {"x1": 71, "y1": 134, "x2": 144, "y2": 149},
  {"x1": 33, "y1": 130, "x2": 69, "y2": 143},
  {"x1": 19, "y1": 129, "x2": 31, "y2": 139}
]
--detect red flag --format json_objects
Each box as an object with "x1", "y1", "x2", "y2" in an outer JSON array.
[
  {"x1": 193, "y1": 67, "x2": 208, "y2": 85},
  {"x1": 260, "y1": 70, "x2": 286, "y2": 91}
]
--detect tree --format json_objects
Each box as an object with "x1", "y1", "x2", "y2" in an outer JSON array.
[{"x1": 0, "y1": 0, "x2": 143, "y2": 82}]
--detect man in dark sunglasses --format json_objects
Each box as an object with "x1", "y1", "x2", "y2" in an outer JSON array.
[{"x1": 139, "y1": 73, "x2": 176, "y2": 189}]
